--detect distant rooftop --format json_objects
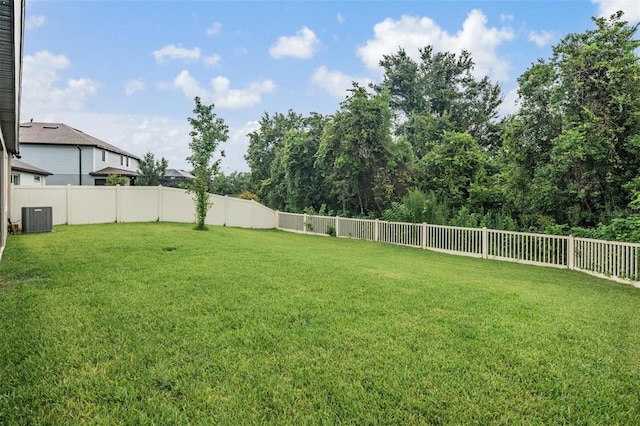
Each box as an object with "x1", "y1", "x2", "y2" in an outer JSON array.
[
  {"x1": 11, "y1": 158, "x2": 52, "y2": 176},
  {"x1": 19, "y1": 122, "x2": 140, "y2": 160},
  {"x1": 165, "y1": 169, "x2": 195, "y2": 179}
]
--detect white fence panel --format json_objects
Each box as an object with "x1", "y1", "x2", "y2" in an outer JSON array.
[
  {"x1": 574, "y1": 238, "x2": 640, "y2": 283},
  {"x1": 488, "y1": 229, "x2": 568, "y2": 268},
  {"x1": 277, "y1": 212, "x2": 304, "y2": 232},
  {"x1": 425, "y1": 224, "x2": 483, "y2": 257},
  {"x1": 160, "y1": 187, "x2": 195, "y2": 223},
  {"x1": 205, "y1": 194, "x2": 227, "y2": 226},
  {"x1": 119, "y1": 186, "x2": 160, "y2": 223},
  {"x1": 380, "y1": 221, "x2": 422, "y2": 248},
  {"x1": 69, "y1": 186, "x2": 117, "y2": 224},
  {"x1": 225, "y1": 197, "x2": 254, "y2": 228},
  {"x1": 338, "y1": 217, "x2": 375, "y2": 240},
  {"x1": 306, "y1": 214, "x2": 336, "y2": 236},
  {"x1": 253, "y1": 201, "x2": 277, "y2": 229}
]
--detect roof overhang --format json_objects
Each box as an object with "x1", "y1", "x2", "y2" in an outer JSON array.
[
  {"x1": 0, "y1": 0, "x2": 25, "y2": 154},
  {"x1": 90, "y1": 167, "x2": 139, "y2": 177}
]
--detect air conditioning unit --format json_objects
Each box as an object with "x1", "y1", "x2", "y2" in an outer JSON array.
[{"x1": 22, "y1": 207, "x2": 53, "y2": 233}]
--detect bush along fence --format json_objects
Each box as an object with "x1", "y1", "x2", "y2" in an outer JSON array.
[{"x1": 276, "y1": 212, "x2": 640, "y2": 288}]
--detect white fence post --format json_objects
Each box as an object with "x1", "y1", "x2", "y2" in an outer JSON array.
[
  {"x1": 568, "y1": 235, "x2": 575, "y2": 270},
  {"x1": 374, "y1": 219, "x2": 379, "y2": 242},
  {"x1": 482, "y1": 227, "x2": 488, "y2": 259},
  {"x1": 303, "y1": 213, "x2": 308, "y2": 234},
  {"x1": 158, "y1": 185, "x2": 163, "y2": 222},
  {"x1": 224, "y1": 195, "x2": 229, "y2": 226},
  {"x1": 116, "y1": 185, "x2": 122, "y2": 223},
  {"x1": 275, "y1": 210, "x2": 280, "y2": 229},
  {"x1": 66, "y1": 184, "x2": 72, "y2": 224},
  {"x1": 336, "y1": 216, "x2": 340, "y2": 237},
  {"x1": 422, "y1": 223, "x2": 427, "y2": 250}
]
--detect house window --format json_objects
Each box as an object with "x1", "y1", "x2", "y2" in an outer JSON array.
[
  {"x1": 34, "y1": 176, "x2": 41, "y2": 183},
  {"x1": 120, "y1": 155, "x2": 124, "y2": 165},
  {"x1": 102, "y1": 150, "x2": 106, "y2": 162},
  {"x1": 126, "y1": 157, "x2": 130, "y2": 167},
  {"x1": 11, "y1": 173, "x2": 19, "y2": 185}
]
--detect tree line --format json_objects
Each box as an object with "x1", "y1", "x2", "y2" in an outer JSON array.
[{"x1": 240, "y1": 12, "x2": 640, "y2": 241}]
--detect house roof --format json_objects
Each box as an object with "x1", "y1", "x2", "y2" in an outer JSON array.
[
  {"x1": 19, "y1": 122, "x2": 140, "y2": 160},
  {"x1": 11, "y1": 158, "x2": 52, "y2": 175},
  {"x1": 165, "y1": 168, "x2": 195, "y2": 179},
  {"x1": 0, "y1": 1, "x2": 24, "y2": 154},
  {"x1": 90, "y1": 167, "x2": 139, "y2": 177}
]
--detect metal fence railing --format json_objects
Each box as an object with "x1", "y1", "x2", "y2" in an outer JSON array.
[{"x1": 276, "y1": 211, "x2": 640, "y2": 288}]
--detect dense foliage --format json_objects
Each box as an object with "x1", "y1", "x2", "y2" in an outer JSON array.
[{"x1": 243, "y1": 13, "x2": 640, "y2": 241}]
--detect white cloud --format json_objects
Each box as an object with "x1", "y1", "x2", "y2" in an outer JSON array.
[
  {"x1": 204, "y1": 54, "x2": 222, "y2": 68},
  {"x1": 173, "y1": 70, "x2": 204, "y2": 100},
  {"x1": 310, "y1": 66, "x2": 373, "y2": 99},
  {"x1": 337, "y1": 13, "x2": 345, "y2": 24},
  {"x1": 499, "y1": 87, "x2": 519, "y2": 117},
  {"x1": 22, "y1": 50, "x2": 99, "y2": 114},
  {"x1": 210, "y1": 76, "x2": 276, "y2": 109},
  {"x1": 172, "y1": 70, "x2": 275, "y2": 109},
  {"x1": 528, "y1": 30, "x2": 557, "y2": 47},
  {"x1": 269, "y1": 27, "x2": 320, "y2": 59},
  {"x1": 591, "y1": 0, "x2": 640, "y2": 22},
  {"x1": 357, "y1": 10, "x2": 514, "y2": 82},
  {"x1": 153, "y1": 44, "x2": 201, "y2": 64},
  {"x1": 124, "y1": 79, "x2": 145, "y2": 96},
  {"x1": 26, "y1": 15, "x2": 46, "y2": 30},
  {"x1": 206, "y1": 22, "x2": 222, "y2": 36}
]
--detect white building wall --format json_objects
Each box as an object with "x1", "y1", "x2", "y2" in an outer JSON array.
[{"x1": 13, "y1": 170, "x2": 46, "y2": 186}]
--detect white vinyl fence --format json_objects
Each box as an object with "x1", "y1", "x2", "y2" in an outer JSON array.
[
  {"x1": 276, "y1": 212, "x2": 640, "y2": 288},
  {"x1": 11, "y1": 185, "x2": 276, "y2": 228}
]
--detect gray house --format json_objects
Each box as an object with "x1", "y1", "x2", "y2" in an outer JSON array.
[{"x1": 18, "y1": 122, "x2": 140, "y2": 186}]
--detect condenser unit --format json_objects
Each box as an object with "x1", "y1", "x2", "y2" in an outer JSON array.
[{"x1": 22, "y1": 207, "x2": 53, "y2": 233}]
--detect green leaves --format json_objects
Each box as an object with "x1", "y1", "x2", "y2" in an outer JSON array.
[
  {"x1": 136, "y1": 152, "x2": 168, "y2": 186},
  {"x1": 186, "y1": 96, "x2": 229, "y2": 229}
]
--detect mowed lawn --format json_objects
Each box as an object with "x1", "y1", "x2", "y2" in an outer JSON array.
[{"x1": 1, "y1": 223, "x2": 639, "y2": 424}]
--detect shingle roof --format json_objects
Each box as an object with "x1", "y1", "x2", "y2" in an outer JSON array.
[
  {"x1": 165, "y1": 168, "x2": 195, "y2": 179},
  {"x1": 11, "y1": 158, "x2": 52, "y2": 175},
  {"x1": 90, "y1": 167, "x2": 139, "y2": 177},
  {"x1": 19, "y1": 122, "x2": 140, "y2": 160}
]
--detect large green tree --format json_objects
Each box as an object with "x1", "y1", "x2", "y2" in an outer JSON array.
[
  {"x1": 186, "y1": 96, "x2": 228, "y2": 230},
  {"x1": 316, "y1": 84, "x2": 399, "y2": 216},
  {"x1": 503, "y1": 12, "x2": 640, "y2": 228},
  {"x1": 378, "y1": 46, "x2": 503, "y2": 153},
  {"x1": 244, "y1": 110, "x2": 304, "y2": 204}
]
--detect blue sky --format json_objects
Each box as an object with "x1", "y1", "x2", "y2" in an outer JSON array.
[{"x1": 21, "y1": 0, "x2": 640, "y2": 173}]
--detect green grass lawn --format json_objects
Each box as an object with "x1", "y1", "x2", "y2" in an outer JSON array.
[{"x1": 1, "y1": 222, "x2": 639, "y2": 424}]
